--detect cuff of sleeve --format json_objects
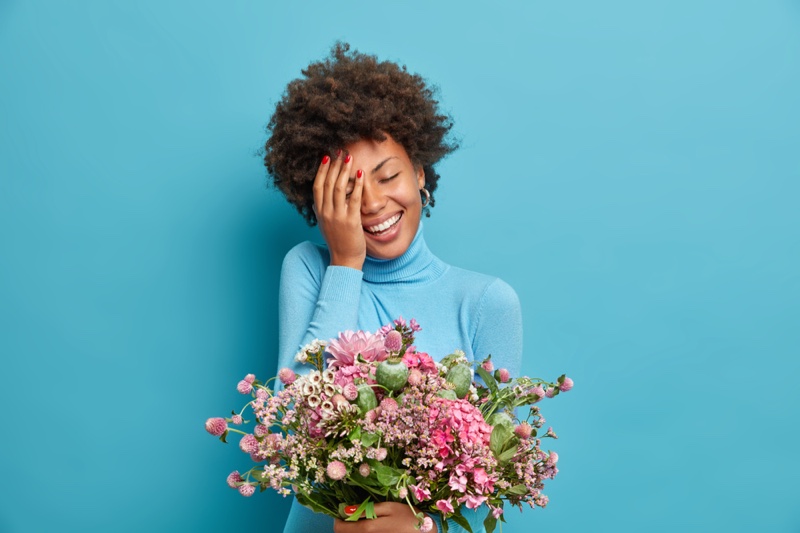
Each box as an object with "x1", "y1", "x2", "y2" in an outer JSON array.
[
  {"x1": 430, "y1": 513, "x2": 443, "y2": 533},
  {"x1": 319, "y1": 266, "x2": 363, "y2": 303}
]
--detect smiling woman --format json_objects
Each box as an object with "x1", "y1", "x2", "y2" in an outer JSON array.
[{"x1": 263, "y1": 42, "x2": 523, "y2": 533}]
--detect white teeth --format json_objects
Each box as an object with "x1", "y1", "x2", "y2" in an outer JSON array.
[{"x1": 366, "y1": 213, "x2": 401, "y2": 234}]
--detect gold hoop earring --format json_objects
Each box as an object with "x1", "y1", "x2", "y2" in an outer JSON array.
[{"x1": 420, "y1": 188, "x2": 430, "y2": 208}]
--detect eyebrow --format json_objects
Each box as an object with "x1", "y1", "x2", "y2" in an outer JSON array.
[{"x1": 371, "y1": 156, "x2": 398, "y2": 174}]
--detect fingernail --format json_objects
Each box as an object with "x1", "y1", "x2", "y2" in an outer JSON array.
[
  {"x1": 322, "y1": 155, "x2": 330, "y2": 164},
  {"x1": 344, "y1": 505, "x2": 358, "y2": 516},
  {"x1": 336, "y1": 149, "x2": 342, "y2": 158},
  {"x1": 345, "y1": 155, "x2": 352, "y2": 163},
  {"x1": 356, "y1": 169, "x2": 363, "y2": 178}
]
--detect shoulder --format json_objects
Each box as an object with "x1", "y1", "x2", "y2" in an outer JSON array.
[
  {"x1": 281, "y1": 241, "x2": 330, "y2": 279},
  {"x1": 445, "y1": 266, "x2": 520, "y2": 306}
]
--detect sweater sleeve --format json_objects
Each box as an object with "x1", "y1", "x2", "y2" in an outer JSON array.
[
  {"x1": 472, "y1": 278, "x2": 523, "y2": 379},
  {"x1": 277, "y1": 242, "x2": 363, "y2": 377}
]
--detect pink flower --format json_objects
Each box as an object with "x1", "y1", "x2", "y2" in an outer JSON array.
[
  {"x1": 495, "y1": 368, "x2": 510, "y2": 383},
  {"x1": 237, "y1": 380, "x2": 253, "y2": 394},
  {"x1": 398, "y1": 486, "x2": 408, "y2": 499},
  {"x1": 545, "y1": 387, "x2": 555, "y2": 398},
  {"x1": 239, "y1": 434, "x2": 258, "y2": 454},
  {"x1": 238, "y1": 484, "x2": 255, "y2": 497},
  {"x1": 358, "y1": 463, "x2": 371, "y2": 477},
  {"x1": 244, "y1": 374, "x2": 256, "y2": 383},
  {"x1": 384, "y1": 330, "x2": 403, "y2": 352},
  {"x1": 545, "y1": 426, "x2": 559, "y2": 439},
  {"x1": 205, "y1": 417, "x2": 227, "y2": 436},
  {"x1": 481, "y1": 360, "x2": 494, "y2": 373},
  {"x1": 416, "y1": 351, "x2": 437, "y2": 374},
  {"x1": 463, "y1": 494, "x2": 488, "y2": 509},
  {"x1": 231, "y1": 414, "x2": 243, "y2": 425},
  {"x1": 409, "y1": 318, "x2": 421, "y2": 332},
  {"x1": 326, "y1": 330, "x2": 387, "y2": 370},
  {"x1": 559, "y1": 376, "x2": 574, "y2": 392},
  {"x1": 326, "y1": 461, "x2": 347, "y2": 481},
  {"x1": 448, "y1": 474, "x2": 467, "y2": 492},
  {"x1": 491, "y1": 506, "x2": 503, "y2": 519},
  {"x1": 255, "y1": 388, "x2": 268, "y2": 401},
  {"x1": 375, "y1": 448, "x2": 388, "y2": 461},
  {"x1": 420, "y1": 516, "x2": 434, "y2": 532},
  {"x1": 278, "y1": 368, "x2": 296, "y2": 385},
  {"x1": 436, "y1": 499, "x2": 454, "y2": 513},
  {"x1": 380, "y1": 397, "x2": 399, "y2": 412},
  {"x1": 409, "y1": 484, "x2": 431, "y2": 502},
  {"x1": 548, "y1": 451, "x2": 559, "y2": 465},
  {"x1": 515, "y1": 422, "x2": 533, "y2": 439},
  {"x1": 226, "y1": 471, "x2": 243, "y2": 488},
  {"x1": 254, "y1": 424, "x2": 269, "y2": 437}
]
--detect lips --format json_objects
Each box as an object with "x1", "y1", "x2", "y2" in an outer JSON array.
[{"x1": 364, "y1": 212, "x2": 403, "y2": 236}]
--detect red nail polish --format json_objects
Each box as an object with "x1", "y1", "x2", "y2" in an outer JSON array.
[
  {"x1": 357, "y1": 169, "x2": 363, "y2": 178},
  {"x1": 344, "y1": 505, "x2": 358, "y2": 516},
  {"x1": 322, "y1": 155, "x2": 330, "y2": 164},
  {"x1": 344, "y1": 155, "x2": 352, "y2": 163}
]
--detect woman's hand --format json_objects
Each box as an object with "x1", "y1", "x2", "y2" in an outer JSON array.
[
  {"x1": 333, "y1": 502, "x2": 437, "y2": 533},
  {"x1": 313, "y1": 151, "x2": 366, "y2": 270}
]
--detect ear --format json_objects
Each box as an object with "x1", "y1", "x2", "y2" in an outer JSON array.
[{"x1": 416, "y1": 165, "x2": 425, "y2": 189}]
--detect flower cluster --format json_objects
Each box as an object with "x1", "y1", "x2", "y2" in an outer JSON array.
[{"x1": 205, "y1": 317, "x2": 573, "y2": 533}]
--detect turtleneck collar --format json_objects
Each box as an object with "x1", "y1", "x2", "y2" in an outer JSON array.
[{"x1": 361, "y1": 222, "x2": 448, "y2": 284}]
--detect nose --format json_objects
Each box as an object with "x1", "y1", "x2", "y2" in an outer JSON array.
[{"x1": 360, "y1": 178, "x2": 385, "y2": 216}]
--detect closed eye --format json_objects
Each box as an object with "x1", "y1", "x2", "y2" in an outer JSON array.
[{"x1": 380, "y1": 172, "x2": 400, "y2": 184}]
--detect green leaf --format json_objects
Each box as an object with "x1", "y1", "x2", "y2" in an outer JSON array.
[
  {"x1": 484, "y1": 512, "x2": 498, "y2": 533},
  {"x1": 490, "y1": 423, "x2": 513, "y2": 458},
  {"x1": 507, "y1": 484, "x2": 528, "y2": 496},
  {"x1": 367, "y1": 459, "x2": 403, "y2": 486},
  {"x1": 450, "y1": 510, "x2": 474, "y2": 533},
  {"x1": 497, "y1": 443, "x2": 519, "y2": 464},
  {"x1": 348, "y1": 426, "x2": 362, "y2": 442},
  {"x1": 219, "y1": 430, "x2": 228, "y2": 444},
  {"x1": 361, "y1": 431, "x2": 379, "y2": 448},
  {"x1": 476, "y1": 366, "x2": 498, "y2": 394}
]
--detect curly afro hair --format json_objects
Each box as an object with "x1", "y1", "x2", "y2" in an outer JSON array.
[{"x1": 263, "y1": 42, "x2": 458, "y2": 226}]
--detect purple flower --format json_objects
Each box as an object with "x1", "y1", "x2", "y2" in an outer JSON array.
[
  {"x1": 495, "y1": 368, "x2": 510, "y2": 383},
  {"x1": 514, "y1": 422, "x2": 533, "y2": 439},
  {"x1": 384, "y1": 330, "x2": 403, "y2": 352},
  {"x1": 278, "y1": 368, "x2": 296, "y2": 385},
  {"x1": 226, "y1": 471, "x2": 243, "y2": 488},
  {"x1": 204, "y1": 417, "x2": 227, "y2": 436},
  {"x1": 420, "y1": 516, "x2": 434, "y2": 532},
  {"x1": 326, "y1": 461, "x2": 347, "y2": 481},
  {"x1": 239, "y1": 434, "x2": 258, "y2": 454}
]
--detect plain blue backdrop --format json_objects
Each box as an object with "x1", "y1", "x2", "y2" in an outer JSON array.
[{"x1": 1, "y1": 1, "x2": 798, "y2": 531}]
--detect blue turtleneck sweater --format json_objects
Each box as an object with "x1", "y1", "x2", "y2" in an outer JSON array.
[{"x1": 278, "y1": 223, "x2": 522, "y2": 533}]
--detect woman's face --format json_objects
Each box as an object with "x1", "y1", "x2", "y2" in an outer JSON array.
[{"x1": 344, "y1": 135, "x2": 425, "y2": 260}]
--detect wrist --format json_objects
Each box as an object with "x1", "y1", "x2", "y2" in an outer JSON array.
[{"x1": 330, "y1": 254, "x2": 364, "y2": 270}]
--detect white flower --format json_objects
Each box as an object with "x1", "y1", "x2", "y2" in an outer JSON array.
[{"x1": 322, "y1": 370, "x2": 335, "y2": 383}]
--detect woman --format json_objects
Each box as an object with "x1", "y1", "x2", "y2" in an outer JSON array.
[{"x1": 264, "y1": 42, "x2": 523, "y2": 533}]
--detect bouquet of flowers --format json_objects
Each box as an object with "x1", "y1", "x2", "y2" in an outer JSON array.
[{"x1": 205, "y1": 318, "x2": 573, "y2": 533}]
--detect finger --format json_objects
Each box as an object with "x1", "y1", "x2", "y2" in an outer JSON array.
[
  {"x1": 313, "y1": 154, "x2": 332, "y2": 213},
  {"x1": 347, "y1": 167, "x2": 364, "y2": 215},
  {"x1": 324, "y1": 150, "x2": 344, "y2": 213},
  {"x1": 332, "y1": 154, "x2": 353, "y2": 212}
]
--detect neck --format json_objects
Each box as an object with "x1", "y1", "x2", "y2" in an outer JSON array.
[{"x1": 362, "y1": 222, "x2": 447, "y2": 283}]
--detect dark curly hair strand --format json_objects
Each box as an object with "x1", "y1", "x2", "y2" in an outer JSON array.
[{"x1": 263, "y1": 42, "x2": 458, "y2": 226}]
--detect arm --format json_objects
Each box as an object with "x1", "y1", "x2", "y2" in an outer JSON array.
[
  {"x1": 277, "y1": 243, "x2": 364, "y2": 377},
  {"x1": 472, "y1": 278, "x2": 523, "y2": 377}
]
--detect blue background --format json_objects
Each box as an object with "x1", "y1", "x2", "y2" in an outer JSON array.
[{"x1": 1, "y1": 1, "x2": 798, "y2": 531}]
